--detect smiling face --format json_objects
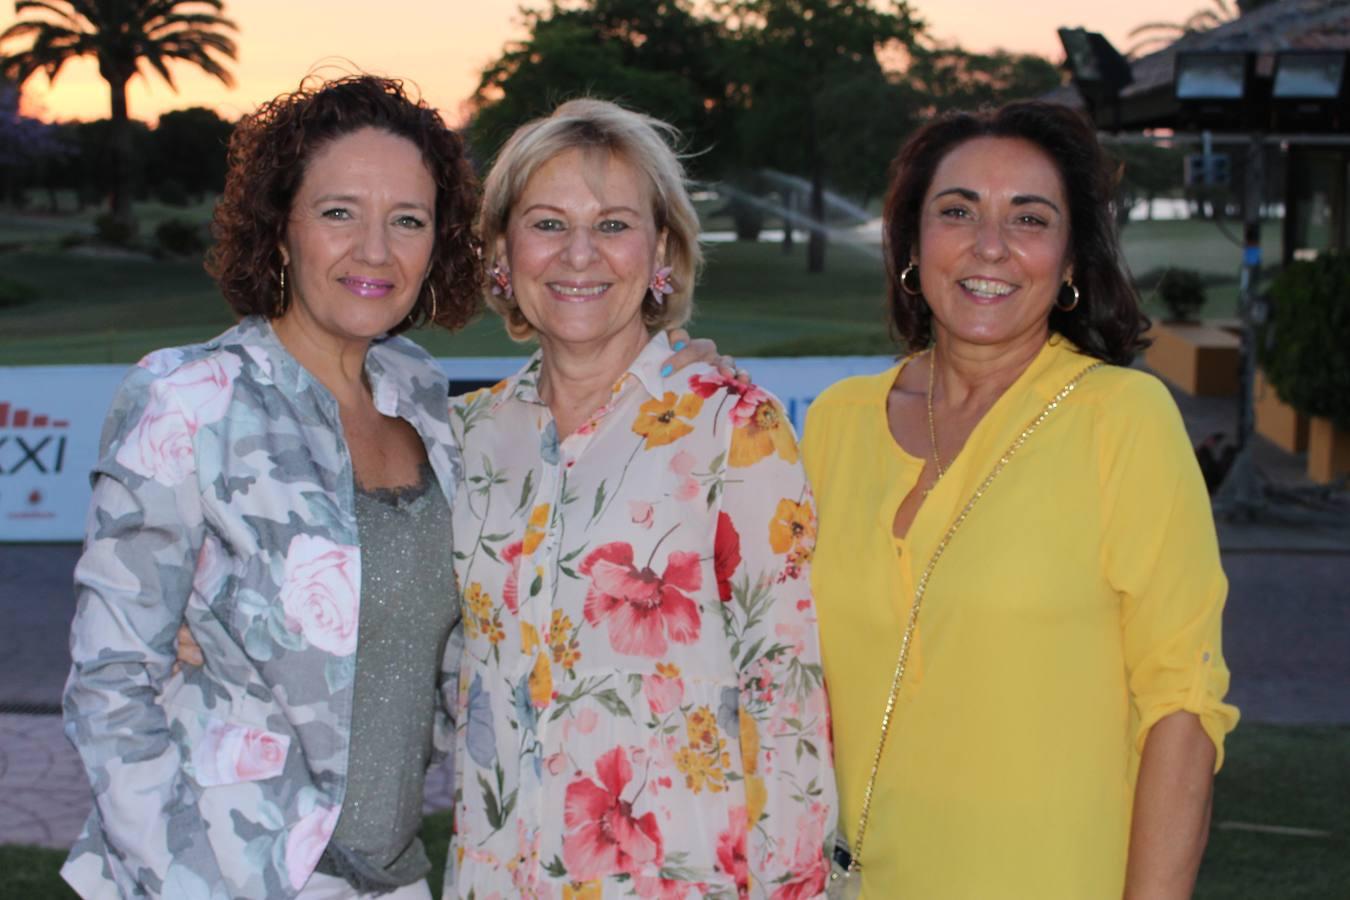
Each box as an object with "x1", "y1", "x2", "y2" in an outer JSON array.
[
  {"x1": 500, "y1": 147, "x2": 667, "y2": 357},
  {"x1": 278, "y1": 127, "x2": 436, "y2": 349},
  {"x1": 916, "y1": 136, "x2": 1072, "y2": 356}
]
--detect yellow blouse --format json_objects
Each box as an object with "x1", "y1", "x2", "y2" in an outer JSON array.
[{"x1": 802, "y1": 337, "x2": 1238, "y2": 899}]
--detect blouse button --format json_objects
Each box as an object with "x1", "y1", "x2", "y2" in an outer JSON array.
[{"x1": 1202, "y1": 651, "x2": 1212, "y2": 663}]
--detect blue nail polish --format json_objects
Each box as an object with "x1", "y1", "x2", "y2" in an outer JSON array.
[
  {"x1": 660, "y1": 364, "x2": 674, "y2": 377},
  {"x1": 673, "y1": 340, "x2": 688, "y2": 351}
]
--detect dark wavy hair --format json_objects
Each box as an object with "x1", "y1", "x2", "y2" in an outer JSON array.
[
  {"x1": 205, "y1": 74, "x2": 482, "y2": 334},
  {"x1": 882, "y1": 101, "x2": 1149, "y2": 365}
]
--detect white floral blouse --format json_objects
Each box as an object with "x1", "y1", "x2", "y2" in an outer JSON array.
[{"x1": 446, "y1": 333, "x2": 836, "y2": 899}]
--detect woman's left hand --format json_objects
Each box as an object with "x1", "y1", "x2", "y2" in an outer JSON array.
[{"x1": 662, "y1": 328, "x2": 749, "y2": 381}]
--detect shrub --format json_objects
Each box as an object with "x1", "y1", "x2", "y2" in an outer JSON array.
[
  {"x1": 93, "y1": 213, "x2": 137, "y2": 246},
  {"x1": 1155, "y1": 268, "x2": 1207, "y2": 322},
  {"x1": 0, "y1": 276, "x2": 38, "y2": 308},
  {"x1": 155, "y1": 178, "x2": 190, "y2": 207},
  {"x1": 1258, "y1": 253, "x2": 1350, "y2": 429},
  {"x1": 155, "y1": 218, "x2": 205, "y2": 256}
]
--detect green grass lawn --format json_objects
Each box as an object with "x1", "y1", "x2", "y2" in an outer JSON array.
[
  {"x1": 2, "y1": 724, "x2": 1344, "y2": 898},
  {"x1": 0, "y1": 202, "x2": 1278, "y2": 366},
  {"x1": 0, "y1": 196, "x2": 218, "y2": 246}
]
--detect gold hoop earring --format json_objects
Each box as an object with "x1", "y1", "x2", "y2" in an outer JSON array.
[
  {"x1": 900, "y1": 262, "x2": 922, "y2": 296},
  {"x1": 427, "y1": 284, "x2": 438, "y2": 322},
  {"x1": 1056, "y1": 279, "x2": 1080, "y2": 312},
  {"x1": 278, "y1": 267, "x2": 288, "y2": 314}
]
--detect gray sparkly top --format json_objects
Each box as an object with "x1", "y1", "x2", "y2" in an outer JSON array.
[{"x1": 317, "y1": 463, "x2": 456, "y2": 893}]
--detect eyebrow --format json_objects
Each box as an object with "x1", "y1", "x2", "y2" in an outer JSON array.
[
  {"x1": 520, "y1": 204, "x2": 644, "y2": 217},
  {"x1": 313, "y1": 193, "x2": 432, "y2": 212},
  {"x1": 931, "y1": 187, "x2": 1062, "y2": 215}
]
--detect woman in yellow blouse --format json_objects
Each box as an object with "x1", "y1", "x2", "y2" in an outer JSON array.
[{"x1": 803, "y1": 102, "x2": 1238, "y2": 899}]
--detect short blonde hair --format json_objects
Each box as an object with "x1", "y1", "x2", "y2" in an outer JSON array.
[{"x1": 479, "y1": 98, "x2": 703, "y2": 341}]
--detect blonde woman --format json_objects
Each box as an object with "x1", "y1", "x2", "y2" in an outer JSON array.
[{"x1": 446, "y1": 99, "x2": 837, "y2": 899}]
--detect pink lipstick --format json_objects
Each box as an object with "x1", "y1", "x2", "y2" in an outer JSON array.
[{"x1": 339, "y1": 276, "x2": 394, "y2": 298}]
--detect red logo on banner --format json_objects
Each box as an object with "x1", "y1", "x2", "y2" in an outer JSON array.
[
  {"x1": 5, "y1": 486, "x2": 56, "y2": 520},
  {"x1": 0, "y1": 402, "x2": 70, "y2": 430},
  {"x1": 1, "y1": 400, "x2": 72, "y2": 478}
]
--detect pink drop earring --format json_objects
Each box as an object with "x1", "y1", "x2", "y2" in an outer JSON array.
[
  {"x1": 649, "y1": 266, "x2": 675, "y2": 305},
  {"x1": 489, "y1": 262, "x2": 513, "y2": 300}
]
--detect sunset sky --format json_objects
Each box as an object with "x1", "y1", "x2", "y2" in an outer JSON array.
[{"x1": 11, "y1": 0, "x2": 1188, "y2": 124}]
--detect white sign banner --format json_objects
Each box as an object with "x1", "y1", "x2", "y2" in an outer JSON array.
[
  {"x1": 0, "y1": 356, "x2": 894, "y2": 542},
  {"x1": 0, "y1": 366, "x2": 127, "y2": 542}
]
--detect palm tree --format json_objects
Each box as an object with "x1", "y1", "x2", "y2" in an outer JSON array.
[
  {"x1": 1127, "y1": 0, "x2": 1238, "y2": 58},
  {"x1": 1, "y1": 0, "x2": 237, "y2": 223}
]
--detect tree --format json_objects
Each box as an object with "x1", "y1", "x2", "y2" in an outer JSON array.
[
  {"x1": 150, "y1": 105, "x2": 233, "y2": 201},
  {"x1": 1, "y1": 0, "x2": 237, "y2": 223},
  {"x1": 719, "y1": 0, "x2": 922, "y2": 273},
  {"x1": 72, "y1": 116, "x2": 153, "y2": 208},
  {"x1": 907, "y1": 46, "x2": 1062, "y2": 115},
  {"x1": 0, "y1": 79, "x2": 68, "y2": 207},
  {"x1": 1127, "y1": 0, "x2": 1238, "y2": 57},
  {"x1": 469, "y1": 0, "x2": 732, "y2": 176}
]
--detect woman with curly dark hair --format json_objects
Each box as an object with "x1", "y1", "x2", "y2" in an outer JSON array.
[
  {"x1": 804, "y1": 101, "x2": 1238, "y2": 898},
  {"x1": 61, "y1": 75, "x2": 480, "y2": 900}
]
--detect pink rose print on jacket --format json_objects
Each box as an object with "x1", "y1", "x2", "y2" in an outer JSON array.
[
  {"x1": 116, "y1": 355, "x2": 243, "y2": 484},
  {"x1": 580, "y1": 541, "x2": 701, "y2": 658},
  {"x1": 168, "y1": 355, "x2": 243, "y2": 424},
  {"x1": 115, "y1": 395, "x2": 195, "y2": 485},
  {"x1": 136, "y1": 346, "x2": 187, "y2": 374},
  {"x1": 190, "y1": 719, "x2": 290, "y2": 787},
  {"x1": 563, "y1": 746, "x2": 664, "y2": 880},
  {"x1": 285, "y1": 803, "x2": 341, "y2": 890},
  {"x1": 279, "y1": 534, "x2": 360, "y2": 656}
]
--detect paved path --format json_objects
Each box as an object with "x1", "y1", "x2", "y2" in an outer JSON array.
[{"x1": 0, "y1": 543, "x2": 78, "y2": 713}]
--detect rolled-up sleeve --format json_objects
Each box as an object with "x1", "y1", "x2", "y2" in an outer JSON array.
[{"x1": 1097, "y1": 376, "x2": 1239, "y2": 771}]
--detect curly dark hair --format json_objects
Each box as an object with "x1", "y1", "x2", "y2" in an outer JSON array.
[
  {"x1": 882, "y1": 101, "x2": 1149, "y2": 365},
  {"x1": 205, "y1": 74, "x2": 482, "y2": 334}
]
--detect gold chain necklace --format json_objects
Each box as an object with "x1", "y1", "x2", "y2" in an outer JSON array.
[
  {"x1": 924, "y1": 348, "x2": 944, "y2": 496},
  {"x1": 829, "y1": 360, "x2": 1103, "y2": 896}
]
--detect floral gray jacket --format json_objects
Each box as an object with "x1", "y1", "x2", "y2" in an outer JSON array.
[{"x1": 61, "y1": 317, "x2": 462, "y2": 900}]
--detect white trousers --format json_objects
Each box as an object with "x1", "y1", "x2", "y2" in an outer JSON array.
[{"x1": 297, "y1": 872, "x2": 434, "y2": 900}]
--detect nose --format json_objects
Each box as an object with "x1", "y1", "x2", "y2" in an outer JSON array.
[
  {"x1": 973, "y1": 218, "x2": 1009, "y2": 262},
  {"x1": 562, "y1": 225, "x2": 596, "y2": 269},
  {"x1": 354, "y1": 220, "x2": 392, "y2": 266}
]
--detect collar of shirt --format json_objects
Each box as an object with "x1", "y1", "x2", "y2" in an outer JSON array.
[
  {"x1": 497, "y1": 331, "x2": 676, "y2": 415},
  {"x1": 230, "y1": 315, "x2": 443, "y2": 421},
  {"x1": 1024, "y1": 334, "x2": 1097, "y2": 404}
]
